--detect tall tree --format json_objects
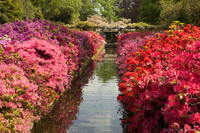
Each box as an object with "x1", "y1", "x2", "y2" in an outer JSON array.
[
  {"x1": 0, "y1": 0, "x2": 22, "y2": 23},
  {"x1": 31, "y1": 0, "x2": 60, "y2": 20},
  {"x1": 121, "y1": 0, "x2": 142, "y2": 22},
  {"x1": 31, "y1": 0, "x2": 83, "y2": 24},
  {"x1": 138, "y1": 0, "x2": 160, "y2": 24},
  {"x1": 80, "y1": 0, "x2": 96, "y2": 21},
  {"x1": 93, "y1": 0, "x2": 123, "y2": 22},
  {"x1": 20, "y1": 0, "x2": 43, "y2": 20},
  {"x1": 61, "y1": 0, "x2": 83, "y2": 23},
  {"x1": 160, "y1": 0, "x2": 200, "y2": 26}
]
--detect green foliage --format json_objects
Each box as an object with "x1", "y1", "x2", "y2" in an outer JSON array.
[
  {"x1": 0, "y1": 0, "x2": 22, "y2": 23},
  {"x1": 128, "y1": 22, "x2": 155, "y2": 29},
  {"x1": 60, "y1": 0, "x2": 82, "y2": 23},
  {"x1": 53, "y1": 6, "x2": 75, "y2": 24},
  {"x1": 0, "y1": 0, "x2": 43, "y2": 24},
  {"x1": 160, "y1": 0, "x2": 200, "y2": 26},
  {"x1": 31, "y1": 0, "x2": 83, "y2": 24},
  {"x1": 0, "y1": 13, "x2": 9, "y2": 24},
  {"x1": 80, "y1": 0, "x2": 96, "y2": 21},
  {"x1": 0, "y1": 0, "x2": 124, "y2": 24},
  {"x1": 20, "y1": 0, "x2": 43, "y2": 20},
  {"x1": 93, "y1": 0, "x2": 123, "y2": 22},
  {"x1": 72, "y1": 21, "x2": 99, "y2": 30},
  {"x1": 138, "y1": 0, "x2": 160, "y2": 24}
]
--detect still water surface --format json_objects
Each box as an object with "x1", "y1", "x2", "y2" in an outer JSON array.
[{"x1": 32, "y1": 60, "x2": 123, "y2": 133}]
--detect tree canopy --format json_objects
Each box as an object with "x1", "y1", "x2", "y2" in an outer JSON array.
[
  {"x1": 1, "y1": 0, "x2": 200, "y2": 26},
  {"x1": 159, "y1": 0, "x2": 200, "y2": 26},
  {"x1": 0, "y1": 0, "x2": 22, "y2": 23},
  {"x1": 93, "y1": 0, "x2": 123, "y2": 23},
  {"x1": 0, "y1": 0, "x2": 124, "y2": 24},
  {"x1": 138, "y1": 0, "x2": 160, "y2": 24},
  {"x1": 138, "y1": 0, "x2": 200, "y2": 26}
]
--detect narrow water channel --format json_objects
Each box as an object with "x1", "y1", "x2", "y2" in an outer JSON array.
[{"x1": 32, "y1": 60, "x2": 123, "y2": 133}]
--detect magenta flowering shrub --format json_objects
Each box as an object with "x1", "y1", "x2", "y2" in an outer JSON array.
[
  {"x1": 0, "y1": 62, "x2": 40, "y2": 132},
  {"x1": 14, "y1": 38, "x2": 69, "y2": 93},
  {"x1": 0, "y1": 18, "x2": 104, "y2": 73},
  {"x1": 117, "y1": 24, "x2": 200, "y2": 132},
  {"x1": 0, "y1": 19, "x2": 105, "y2": 132}
]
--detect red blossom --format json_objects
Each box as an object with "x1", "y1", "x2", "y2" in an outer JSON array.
[{"x1": 117, "y1": 23, "x2": 200, "y2": 132}]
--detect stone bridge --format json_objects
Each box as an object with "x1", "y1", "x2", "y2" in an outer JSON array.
[
  {"x1": 104, "y1": 31, "x2": 118, "y2": 54},
  {"x1": 101, "y1": 31, "x2": 118, "y2": 60}
]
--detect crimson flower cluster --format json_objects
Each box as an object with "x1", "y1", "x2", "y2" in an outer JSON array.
[
  {"x1": 116, "y1": 31, "x2": 154, "y2": 77},
  {"x1": 117, "y1": 24, "x2": 200, "y2": 132}
]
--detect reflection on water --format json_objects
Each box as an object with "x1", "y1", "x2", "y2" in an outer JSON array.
[
  {"x1": 95, "y1": 61, "x2": 118, "y2": 83},
  {"x1": 31, "y1": 60, "x2": 123, "y2": 133}
]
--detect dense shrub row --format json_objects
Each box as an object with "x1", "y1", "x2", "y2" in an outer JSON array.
[
  {"x1": 0, "y1": 19, "x2": 105, "y2": 132},
  {"x1": 117, "y1": 23, "x2": 200, "y2": 132}
]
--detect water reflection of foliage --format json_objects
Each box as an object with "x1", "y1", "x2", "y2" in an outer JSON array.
[
  {"x1": 31, "y1": 61, "x2": 96, "y2": 133},
  {"x1": 95, "y1": 61, "x2": 118, "y2": 83}
]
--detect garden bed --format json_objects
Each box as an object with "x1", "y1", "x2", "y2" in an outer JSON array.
[
  {"x1": 0, "y1": 19, "x2": 105, "y2": 132},
  {"x1": 116, "y1": 22, "x2": 200, "y2": 132}
]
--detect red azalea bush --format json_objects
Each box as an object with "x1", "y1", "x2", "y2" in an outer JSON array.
[
  {"x1": 117, "y1": 23, "x2": 200, "y2": 132},
  {"x1": 116, "y1": 31, "x2": 154, "y2": 77},
  {"x1": 0, "y1": 19, "x2": 105, "y2": 132}
]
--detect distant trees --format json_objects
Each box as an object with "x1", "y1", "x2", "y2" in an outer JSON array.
[
  {"x1": 80, "y1": 0, "x2": 96, "y2": 21},
  {"x1": 0, "y1": 0, "x2": 124, "y2": 24},
  {"x1": 138, "y1": 0, "x2": 200, "y2": 26},
  {"x1": 121, "y1": 0, "x2": 142, "y2": 22},
  {"x1": 20, "y1": 0, "x2": 43, "y2": 20},
  {"x1": 0, "y1": 0, "x2": 83, "y2": 24},
  {"x1": 1, "y1": 0, "x2": 199, "y2": 26},
  {"x1": 31, "y1": 0, "x2": 82, "y2": 24},
  {"x1": 0, "y1": 0, "x2": 43, "y2": 23},
  {"x1": 160, "y1": 0, "x2": 200, "y2": 26},
  {"x1": 93, "y1": 0, "x2": 123, "y2": 23},
  {"x1": 138, "y1": 0, "x2": 160, "y2": 24},
  {"x1": 0, "y1": 0, "x2": 22, "y2": 23}
]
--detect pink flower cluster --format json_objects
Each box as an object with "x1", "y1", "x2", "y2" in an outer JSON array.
[
  {"x1": 117, "y1": 24, "x2": 200, "y2": 132},
  {"x1": 0, "y1": 62, "x2": 39, "y2": 132},
  {"x1": 0, "y1": 19, "x2": 105, "y2": 132},
  {"x1": 32, "y1": 61, "x2": 96, "y2": 132}
]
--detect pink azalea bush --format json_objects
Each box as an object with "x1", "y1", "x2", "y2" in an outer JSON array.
[
  {"x1": 0, "y1": 19, "x2": 105, "y2": 132},
  {"x1": 117, "y1": 23, "x2": 200, "y2": 132},
  {"x1": 32, "y1": 61, "x2": 96, "y2": 132},
  {"x1": 0, "y1": 62, "x2": 40, "y2": 132},
  {"x1": 13, "y1": 38, "x2": 68, "y2": 92},
  {"x1": 0, "y1": 18, "x2": 104, "y2": 72}
]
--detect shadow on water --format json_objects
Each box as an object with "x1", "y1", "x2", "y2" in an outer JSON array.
[{"x1": 31, "y1": 60, "x2": 123, "y2": 133}]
